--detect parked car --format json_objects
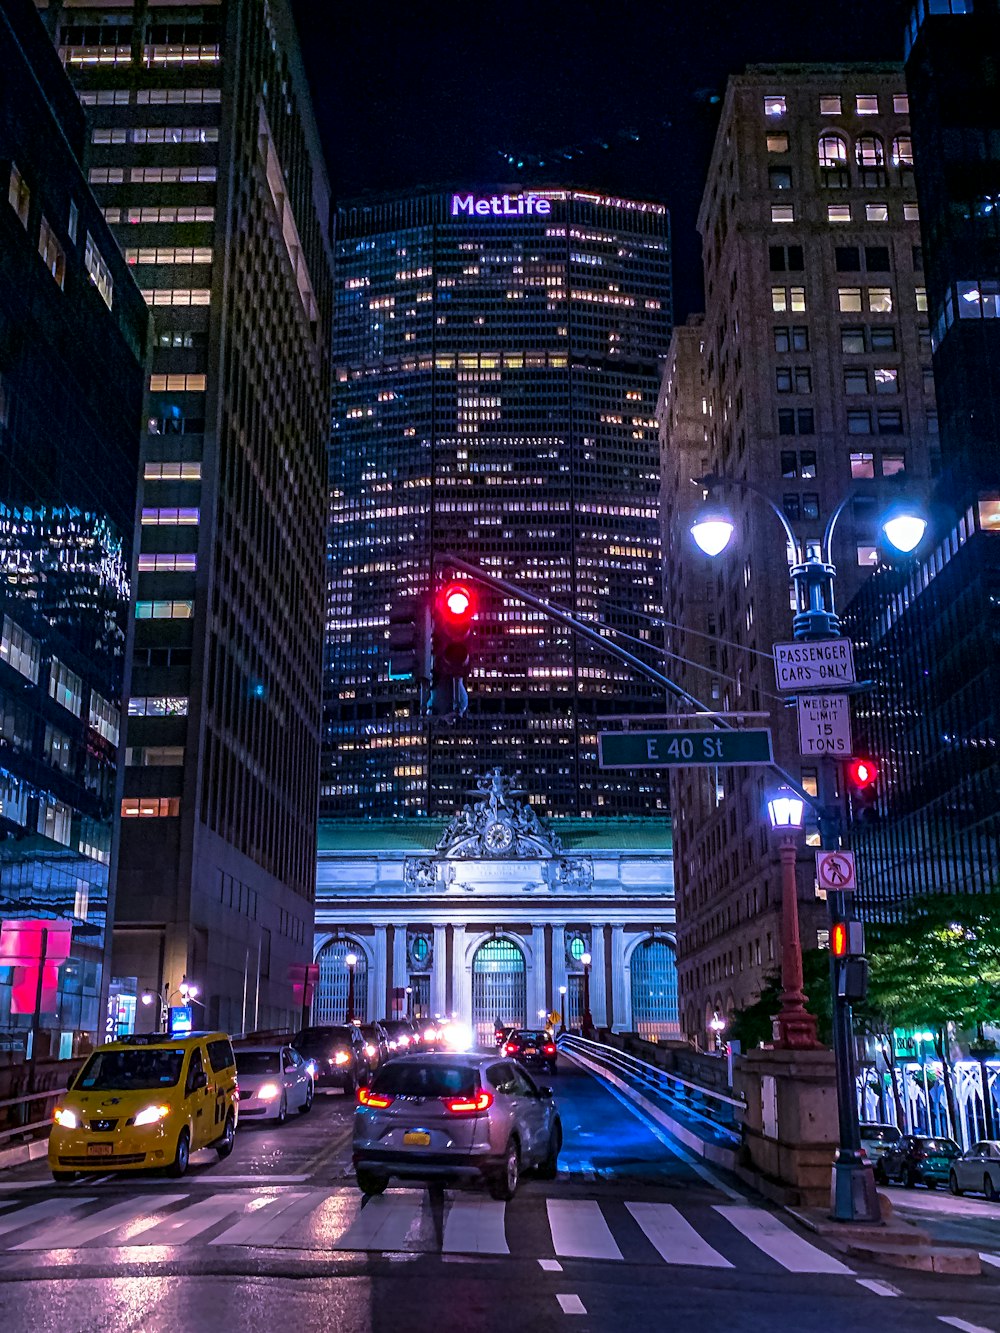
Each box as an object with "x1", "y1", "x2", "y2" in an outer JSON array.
[
  {"x1": 504, "y1": 1028, "x2": 558, "y2": 1075},
  {"x1": 292, "y1": 1024, "x2": 370, "y2": 1094},
  {"x1": 234, "y1": 1043, "x2": 314, "y2": 1122},
  {"x1": 359, "y1": 1023, "x2": 390, "y2": 1071},
  {"x1": 949, "y1": 1140, "x2": 1000, "y2": 1200},
  {"x1": 877, "y1": 1133, "x2": 961, "y2": 1188},
  {"x1": 860, "y1": 1122, "x2": 902, "y2": 1168},
  {"x1": 49, "y1": 1031, "x2": 237, "y2": 1181},
  {"x1": 353, "y1": 1052, "x2": 562, "y2": 1200},
  {"x1": 379, "y1": 1019, "x2": 420, "y2": 1053}
]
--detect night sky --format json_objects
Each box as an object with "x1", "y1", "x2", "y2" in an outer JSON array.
[{"x1": 290, "y1": 0, "x2": 912, "y2": 320}]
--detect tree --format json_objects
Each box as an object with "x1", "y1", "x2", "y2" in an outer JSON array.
[{"x1": 729, "y1": 949, "x2": 833, "y2": 1050}]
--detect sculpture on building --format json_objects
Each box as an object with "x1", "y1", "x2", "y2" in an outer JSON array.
[{"x1": 435, "y1": 767, "x2": 564, "y2": 860}]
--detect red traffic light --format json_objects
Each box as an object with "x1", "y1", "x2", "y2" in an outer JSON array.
[
  {"x1": 830, "y1": 922, "x2": 848, "y2": 958},
  {"x1": 846, "y1": 757, "x2": 878, "y2": 788},
  {"x1": 438, "y1": 580, "x2": 477, "y2": 624},
  {"x1": 830, "y1": 920, "x2": 865, "y2": 957}
]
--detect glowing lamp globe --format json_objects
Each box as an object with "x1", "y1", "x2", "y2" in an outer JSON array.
[
  {"x1": 690, "y1": 505, "x2": 735, "y2": 557},
  {"x1": 881, "y1": 507, "x2": 927, "y2": 554},
  {"x1": 345, "y1": 952, "x2": 358, "y2": 968},
  {"x1": 767, "y1": 787, "x2": 805, "y2": 831}
]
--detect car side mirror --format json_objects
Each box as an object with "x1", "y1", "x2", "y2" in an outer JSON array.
[{"x1": 284, "y1": 1064, "x2": 296, "y2": 1074}]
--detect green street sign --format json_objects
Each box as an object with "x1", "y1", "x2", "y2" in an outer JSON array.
[{"x1": 598, "y1": 729, "x2": 773, "y2": 769}]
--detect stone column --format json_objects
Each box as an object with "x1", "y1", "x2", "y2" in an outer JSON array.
[
  {"x1": 373, "y1": 925, "x2": 387, "y2": 1022},
  {"x1": 531, "y1": 924, "x2": 546, "y2": 1024},
  {"x1": 431, "y1": 923, "x2": 447, "y2": 1018},
  {"x1": 392, "y1": 927, "x2": 409, "y2": 1019},
  {"x1": 610, "y1": 924, "x2": 628, "y2": 1033},
  {"x1": 589, "y1": 922, "x2": 607, "y2": 1029},
  {"x1": 452, "y1": 927, "x2": 467, "y2": 1022},
  {"x1": 551, "y1": 924, "x2": 567, "y2": 1027}
]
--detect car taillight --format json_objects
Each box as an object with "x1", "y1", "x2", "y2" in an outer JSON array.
[
  {"x1": 334, "y1": 1050, "x2": 350, "y2": 1066},
  {"x1": 357, "y1": 1087, "x2": 394, "y2": 1109},
  {"x1": 504, "y1": 1043, "x2": 517, "y2": 1056},
  {"x1": 398, "y1": 1035, "x2": 410, "y2": 1047},
  {"x1": 543, "y1": 1044, "x2": 556, "y2": 1055},
  {"x1": 440, "y1": 1091, "x2": 493, "y2": 1115}
]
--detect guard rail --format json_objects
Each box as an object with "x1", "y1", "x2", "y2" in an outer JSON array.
[{"x1": 558, "y1": 1032, "x2": 744, "y2": 1146}]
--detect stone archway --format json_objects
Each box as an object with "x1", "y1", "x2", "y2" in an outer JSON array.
[{"x1": 470, "y1": 937, "x2": 526, "y2": 1047}]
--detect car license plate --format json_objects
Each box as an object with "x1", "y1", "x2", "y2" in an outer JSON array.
[
  {"x1": 87, "y1": 1143, "x2": 114, "y2": 1157},
  {"x1": 403, "y1": 1131, "x2": 431, "y2": 1146},
  {"x1": 525, "y1": 1048, "x2": 537, "y2": 1055}
]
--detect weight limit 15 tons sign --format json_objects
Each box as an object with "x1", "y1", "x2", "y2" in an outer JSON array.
[{"x1": 598, "y1": 730, "x2": 773, "y2": 768}]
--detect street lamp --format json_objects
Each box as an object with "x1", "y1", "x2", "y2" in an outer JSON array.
[
  {"x1": 709, "y1": 1011, "x2": 726, "y2": 1053},
  {"x1": 690, "y1": 474, "x2": 926, "y2": 1223},
  {"x1": 405, "y1": 985, "x2": 412, "y2": 1021},
  {"x1": 558, "y1": 984, "x2": 567, "y2": 1036},
  {"x1": 345, "y1": 951, "x2": 358, "y2": 1024},
  {"x1": 767, "y1": 787, "x2": 821, "y2": 1050},
  {"x1": 580, "y1": 951, "x2": 593, "y2": 1036}
]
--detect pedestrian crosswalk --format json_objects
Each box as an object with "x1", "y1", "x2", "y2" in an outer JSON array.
[{"x1": 0, "y1": 1186, "x2": 856, "y2": 1275}]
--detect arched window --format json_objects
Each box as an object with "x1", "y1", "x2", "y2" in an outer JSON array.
[
  {"x1": 817, "y1": 133, "x2": 848, "y2": 168},
  {"x1": 314, "y1": 938, "x2": 368, "y2": 1023},
  {"x1": 470, "y1": 937, "x2": 526, "y2": 1045},
  {"x1": 856, "y1": 134, "x2": 885, "y2": 168},
  {"x1": 630, "y1": 937, "x2": 679, "y2": 1041},
  {"x1": 892, "y1": 135, "x2": 914, "y2": 167}
]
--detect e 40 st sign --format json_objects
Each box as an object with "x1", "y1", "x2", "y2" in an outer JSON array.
[{"x1": 598, "y1": 729, "x2": 773, "y2": 769}]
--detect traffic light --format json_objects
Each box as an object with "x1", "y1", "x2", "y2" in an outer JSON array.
[
  {"x1": 429, "y1": 579, "x2": 478, "y2": 716},
  {"x1": 830, "y1": 920, "x2": 868, "y2": 1001},
  {"x1": 845, "y1": 755, "x2": 879, "y2": 826},
  {"x1": 387, "y1": 599, "x2": 430, "y2": 683},
  {"x1": 830, "y1": 920, "x2": 865, "y2": 958}
]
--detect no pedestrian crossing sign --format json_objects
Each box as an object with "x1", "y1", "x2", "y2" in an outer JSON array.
[
  {"x1": 816, "y1": 850, "x2": 856, "y2": 893},
  {"x1": 598, "y1": 729, "x2": 773, "y2": 769},
  {"x1": 773, "y1": 639, "x2": 855, "y2": 692}
]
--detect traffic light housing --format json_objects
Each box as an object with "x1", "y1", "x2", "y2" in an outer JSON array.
[
  {"x1": 387, "y1": 599, "x2": 430, "y2": 683},
  {"x1": 830, "y1": 920, "x2": 868, "y2": 1001},
  {"x1": 845, "y1": 755, "x2": 879, "y2": 826},
  {"x1": 429, "y1": 579, "x2": 477, "y2": 716}
]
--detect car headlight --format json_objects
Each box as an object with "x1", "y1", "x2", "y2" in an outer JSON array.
[
  {"x1": 365, "y1": 1044, "x2": 376, "y2": 1058},
  {"x1": 53, "y1": 1107, "x2": 78, "y2": 1130},
  {"x1": 334, "y1": 1051, "x2": 350, "y2": 1066},
  {"x1": 305, "y1": 1060, "x2": 317, "y2": 1077},
  {"x1": 133, "y1": 1104, "x2": 170, "y2": 1127},
  {"x1": 258, "y1": 1082, "x2": 281, "y2": 1101}
]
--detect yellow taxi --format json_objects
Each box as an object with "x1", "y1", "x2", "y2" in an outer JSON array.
[{"x1": 49, "y1": 1031, "x2": 238, "y2": 1182}]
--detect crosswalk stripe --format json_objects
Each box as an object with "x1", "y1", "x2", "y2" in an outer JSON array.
[
  {"x1": 547, "y1": 1198, "x2": 622, "y2": 1261},
  {"x1": 0, "y1": 1197, "x2": 95, "y2": 1240},
  {"x1": 978, "y1": 1252, "x2": 1000, "y2": 1269},
  {"x1": 714, "y1": 1205, "x2": 853, "y2": 1274},
  {"x1": 626, "y1": 1201, "x2": 733, "y2": 1269},
  {"x1": 208, "y1": 1192, "x2": 312, "y2": 1246},
  {"x1": 331, "y1": 1192, "x2": 424, "y2": 1252},
  {"x1": 442, "y1": 1195, "x2": 509, "y2": 1255},
  {"x1": 127, "y1": 1192, "x2": 251, "y2": 1245},
  {"x1": 13, "y1": 1195, "x2": 187, "y2": 1251}
]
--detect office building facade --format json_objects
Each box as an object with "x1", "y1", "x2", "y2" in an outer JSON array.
[
  {"x1": 43, "y1": 0, "x2": 334, "y2": 1034},
  {"x1": 327, "y1": 188, "x2": 672, "y2": 822},
  {"x1": 1, "y1": 0, "x2": 148, "y2": 1053},
  {"x1": 661, "y1": 66, "x2": 936, "y2": 1044}
]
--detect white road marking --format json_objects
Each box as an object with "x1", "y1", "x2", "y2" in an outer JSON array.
[
  {"x1": 442, "y1": 1195, "x2": 509, "y2": 1255},
  {"x1": 626, "y1": 1201, "x2": 733, "y2": 1268},
  {"x1": 0, "y1": 1197, "x2": 95, "y2": 1239},
  {"x1": 556, "y1": 1294, "x2": 587, "y2": 1316},
  {"x1": 539, "y1": 1258, "x2": 563, "y2": 1271},
  {"x1": 547, "y1": 1198, "x2": 623, "y2": 1261},
  {"x1": 714, "y1": 1205, "x2": 853, "y2": 1274},
  {"x1": 939, "y1": 1318, "x2": 995, "y2": 1333},
  {"x1": 208, "y1": 1192, "x2": 313, "y2": 1246},
  {"x1": 332, "y1": 1192, "x2": 426, "y2": 1252},
  {"x1": 856, "y1": 1278, "x2": 901, "y2": 1297},
  {"x1": 979, "y1": 1251, "x2": 1000, "y2": 1269},
  {"x1": 14, "y1": 1194, "x2": 187, "y2": 1251},
  {"x1": 127, "y1": 1192, "x2": 251, "y2": 1245}
]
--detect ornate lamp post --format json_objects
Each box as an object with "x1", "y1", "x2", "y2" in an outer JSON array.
[
  {"x1": 558, "y1": 984, "x2": 567, "y2": 1036},
  {"x1": 767, "y1": 788, "x2": 821, "y2": 1050},
  {"x1": 345, "y1": 952, "x2": 358, "y2": 1024},
  {"x1": 709, "y1": 1011, "x2": 726, "y2": 1053},
  {"x1": 580, "y1": 951, "x2": 593, "y2": 1036}
]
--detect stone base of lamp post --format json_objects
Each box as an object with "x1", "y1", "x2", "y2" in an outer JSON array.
[{"x1": 773, "y1": 1006, "x2": 821, "y2": 1050}]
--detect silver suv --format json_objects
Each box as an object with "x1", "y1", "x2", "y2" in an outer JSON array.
[{"x1": 353, "y1": 1052, "x2": 562, "y2": 1199}]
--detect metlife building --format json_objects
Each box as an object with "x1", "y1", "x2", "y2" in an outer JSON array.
[{"x1": 327, "y1": 189, "x2": 672, "y2": 820}]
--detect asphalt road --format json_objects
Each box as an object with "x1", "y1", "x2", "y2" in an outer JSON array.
[{"x1": 0, "y1": 1055, "x2": 999, "y2": 1332}]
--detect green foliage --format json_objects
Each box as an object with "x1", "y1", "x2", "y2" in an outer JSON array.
[{"x1": 729, "y1": 949, "x2": 834, "y2": 1049}]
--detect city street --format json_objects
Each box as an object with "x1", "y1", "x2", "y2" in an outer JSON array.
[{"x1": 0, "y1": 1058, "x2": 998, "y2": 1331}]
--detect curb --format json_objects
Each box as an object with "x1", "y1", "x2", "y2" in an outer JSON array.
[
  {"x1": 0, "y1": 1137, "x2": 48, "y2": 1170},
  {"x1": 785, "y1": 1204, "x2": 982, "y2": 1276}
]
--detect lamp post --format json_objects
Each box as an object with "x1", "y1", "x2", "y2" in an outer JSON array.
[
  {"x1": 580, "y1": 951, "x2": 593, "y2": 1036},
  {"x1": 690, "y1": 475, "x2": 925, "y2": 1223},
  {"x1": 766, "y1": 788, "x2": 821, "y2": 1050},
  {"x1": 345, "y1": 951, "x2": 358, "y2": 1024},
  {"x1": 143, "y1": 978, "x2": 201, "y2": 1035},
  {"x1": 558, "y1": 984, "x2": 567, "y2": 1036},
  {"x1": 709, "y1": 1011, "x2": 726, "y2": 1053}
]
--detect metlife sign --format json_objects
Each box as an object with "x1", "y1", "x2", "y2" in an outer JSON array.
[{"x1": 450, "y1": 193, "x2": 552, "y2": 218}]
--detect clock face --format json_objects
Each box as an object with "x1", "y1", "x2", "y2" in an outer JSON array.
[{"x1": 485, "y1": 820, "x2": 514, "y2": 852}]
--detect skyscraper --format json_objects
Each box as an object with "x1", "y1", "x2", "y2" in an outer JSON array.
[
  {"x1": 661, "y1": 65, "x2": 936, "y2": 1044},
  {"x1": 327, "y1": 188, "x2": 672, "y2": 822},
  {"x1": 44, "y1": 0, "x2": 334, "y2": 1033},
  {"x1": 1, "y1": 0, "x2": 148, "y2": 1053}
]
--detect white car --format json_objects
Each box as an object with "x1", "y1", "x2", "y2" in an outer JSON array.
[
  {"x1": 235, "y1": 1044, "x2": 314, "y2": 1123},
  {"x1": 949, "y1": 1139, "x2": 1000, "y2": 1200}
]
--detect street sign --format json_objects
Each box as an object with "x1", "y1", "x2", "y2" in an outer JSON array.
[
  {"x1": 598, "y1": 729, "x2": 773, "y2": 769},
  {"x1": 773, "y1": 638, "x2": 856, "y2": 691},
  {"x1": 816, "y1": 849, "x2": 856, "y2": 892},
  {"x1": 796, "y1": 693, "x2": 852, "y2": 756}
]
